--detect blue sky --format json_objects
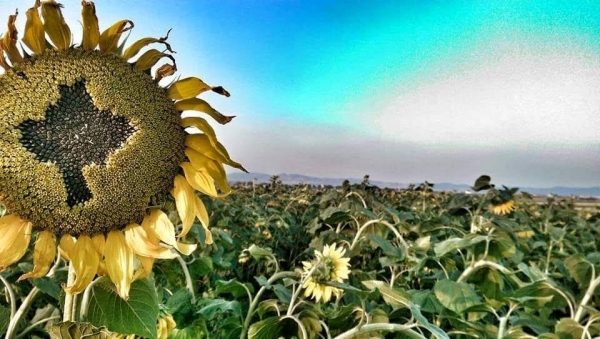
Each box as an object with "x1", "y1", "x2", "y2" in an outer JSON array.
[{"x1": 2, "y1": 0, "x2": 599, "y2": 187}]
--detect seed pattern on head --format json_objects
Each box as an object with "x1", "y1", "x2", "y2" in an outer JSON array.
[
  {"x1": 18, "y1": 80, "x2": 136, "y2": 207},
  {"x1": 0, "y1": 49, "x2": 186, "y2": 236}
]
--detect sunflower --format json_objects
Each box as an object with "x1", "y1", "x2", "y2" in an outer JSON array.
[
  {"x1": 0, "y1": 0, "x2": 244, "y2": 299},
  {"x1": 302, "y1": 243, "x2": 351, "y2": 303},
  {"x1": 488, "y1": 186, "x2": 518, "y2": 216},
  {"x1": 488, "y1": 200, "x2": 516, "y2": 215}
]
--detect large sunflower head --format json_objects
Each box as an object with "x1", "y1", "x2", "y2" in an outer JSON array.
[
  {"x1": 302, "y1": 243, "x2": 351, "y2": 303},
  {"x1": 0, "y1": 0, "x2": 244, "y2": 299},
  {"x1": 488, "y1": 186, "x2": 518, "y2": 216}
]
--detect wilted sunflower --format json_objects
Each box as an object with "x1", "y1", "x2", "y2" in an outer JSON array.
[
  {"x1": 0, "y1": 0, "x2": 244, "y2": 299},
  {"x1": 488, "y1": 186, "x2": 518, "y2": 216},
  {"x1": 302, "y1": 243, "x2": 351, "y2": 303}
]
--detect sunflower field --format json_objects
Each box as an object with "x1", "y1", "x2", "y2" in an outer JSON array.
[{"x1": 1, "y1": 174, "x2": 599, "y2": 338}]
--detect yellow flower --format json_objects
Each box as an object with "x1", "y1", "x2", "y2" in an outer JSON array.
[
  {"x1": 0, "y1": 1, "x2": 244, "y2": 299},
  {"x1": 302, "y1": 244, "x2": 351, "y2": 303},
  {"x1": 489, "y1": 200, "x2": 516, "y2": 215},
  {"x1": 157, "y1": 314, "x2": 177, "y2": 339}
]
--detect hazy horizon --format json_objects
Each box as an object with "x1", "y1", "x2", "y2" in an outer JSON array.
[{"x1": 1, "y1": 0, "x2": 598, "y2": 188}]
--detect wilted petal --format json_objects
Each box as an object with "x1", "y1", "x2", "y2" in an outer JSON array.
[
  {"x1": 81, "y1": 0, "x2": 99, "y2": 50},
  {"x1": 105, "y1": 231, "x2": 134, "y2": 300},
  {"x1": 170, "y1": 174, "x2": 195, "y2": 238},
  {"x1": 180, "y1": 162, "x2": 220, "y2": 198},
  {"x1": 99, "y1": 19, "x2": 133, "y2": 54},
  {"x1": 40, "y1": 0, "x2": 72, "y2": 50},
  {"x1": 185, "y1": 148, "x2": 231, "y2": 194},
  {"x1": 65, "y1": 235, "x2": 99, "y2": 294},
  {"x1": 124, "y1": 223, "x2": 176, "y2": 259},
  {"x1": 19, "y1": 231, "x2": 56, "y2": 280},
  {"x1": 146, "y1": 209, "x2": 197, "y2": 256},
  {"x1": 166, "y1": 77, "x2": 211, "y2": 100},
  {"x1": 0, "y1": 214, "x2": 32, "y2": 271},
  {"x1": 174, "y1": 98, "x2": 235, "y2": 125},
  {"x1": 23, "y1": 1, "x2": 45, "y2": 54}
]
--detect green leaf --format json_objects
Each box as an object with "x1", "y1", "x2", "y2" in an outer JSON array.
[
  {"x1": 411, "y1": 290, "x2": 444, "y2": 314},
  {"x1": 248, "y1": 316, "x2": 282, "y2": 339},
  {"x1": 409, "y1": 303, "x2": 450, "y2": 339},
  {"x1": 216, "y1": 279, "x2": 254, "y2": 298},
  {"x1": 362, "y1": 280, "x2": 411, "y2": 308},
  {"x1": 167, "y1": 289, "x2": 195, "y2": 328},
  {"x1": 197, "y1": 299, "x2": 241, "y2": 321},
  {"x1": 189, "y1": 256, "x2": 213, "y2": 276},
  {"x1": 86, "y1": 277, "x2": 159, "y2": 339},
  {"x1": 433, "y1": 280, "x2": 482, "y2": 314},
  {"x1": 555, "y1": 318, "x2": 584, "y2": 339},
  {"x1": 564, "y1": 255, "x2": 593, "y2": 289},
  {"x1": 434, "y1": 235, "x2": 488, "y2": 257},
  {"x1": 367, "y1": 233, "x2": 403, "y2": 258},
  {"x1": 0, "y1": 305, "x2": 9, "y2": 336},
  {"x1": 32, "y1": 276, "x2": 62, "y2": 300}
]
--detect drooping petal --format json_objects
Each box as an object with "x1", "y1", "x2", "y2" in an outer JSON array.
[
  {"x1": 134, "y1": 49, "x2": 175, "y2": 71},
  {"x1": 0, "y1": 214, "x2": 32, "y2": 271},
  {"x1": 40, "y1": 0, "x2": 72, "y2": 50},
  {"x1": 170, "y1": 174, "x2": 195, "y2": 238},
  {"x1": 65, "y1": 235, "x2": 99, "y2": 294},
  {"x1": 175, "y1": 98, "x2": 235, "y2": 125},
  {"x1": 58, "y1": 234, "x2": 75, "y2": 261},
  {"x1": 105, "y1": 231, "x2": 135, "y2": 300},
  {"x1": 18, "y1": 231, "x2": 56, "y2": 280},
  {"x1": 99, "y1": 19, "x2": 133, "y2": 54},
  {"x1": 185, "y1": 134, "x2": 229, "y2": 164},
  {"x1": 1, "y1": 11, "x2": 24, "y2": 65},
  {"x1": 124, "y1": 223, "x2": 177, "y2": 259},
  {"x1": 81, "y1": 0, "x2": 99, "y2": 50},
  {"x1": 92, "y1": 233, "x2": 107, "y2": 276},
  {"x1": 146, "y1": 209, "x2": 197, "y2": 255},
  {"x1": 214, "y1": 140, "x2": 248, "y2": 173},
  {"x1": 166, "y1": 77, "x2": 211, "y2": 100},
  {"x1": 23, "y1": 1, "x2": 45, "y2": 54},
  {"x1": 122, "y1": 30, "x2": 173, "y2": 60},
  {"x1": 185, "y1": 148, "x2": 231, "y2": 194},
  {"x1": 181, "y1": 117, "x2": 220, "y2": 148},
  {"x1": 180, "y1": 162, "x2": 221, "y2": 198},
  {"x1": 133, "y1": 255, "x2": 154, "y2": 280}
]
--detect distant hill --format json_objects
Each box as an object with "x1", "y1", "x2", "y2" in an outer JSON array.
[{"x1": 227, "y1": 172, "x2": 600, "y2": 197}]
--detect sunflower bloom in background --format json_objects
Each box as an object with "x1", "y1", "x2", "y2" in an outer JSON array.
[
  {"x1": 0, "y1": 0, "x2": 244, "y2": 300},
  {"x1": 302, "y1": 243, "x2": 351, "y2": 303},
  {"x1": 488, "y1": 186, "x2": 518, "y2": 216}
]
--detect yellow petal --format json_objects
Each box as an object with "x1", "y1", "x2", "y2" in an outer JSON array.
[
  {"x1": 1, "y1": 11, "x2": 24, "y2": 65},
  {"x1": 105, "y1": 231, "x2": 135, "y2": 300},
  {"x1": 0, "y1": 44, "x2": 11, "y2": 71},
  {"x1": 175, "y1": 98, "x2": 235, "y2": 125},
  {"x1": 214, "y1": 140, "x2": 248, "y2": 173},
  {"x1": 185, "y1": 134, "x2": 229, "y2": 164},
  {"x1": 0, "y1": 215, "x2": 32, "y2": 271},
  {"x1": 146, "y1": 209, "x2": 197, "y2": 256},
  {"x1": 99, "y1": 19, "x2": 133, "y2": 54},
  {"x1": 92, "y1": 233, "x2": 107, "y2": 276},
  {"x1": 133, "y1": 255, "x2": 154, "y2": 280},
  {"x1": 166, "y1": 77, "x2": 211, "y2": 100},
  {"x1": 154, "y1": 63, "x2": 176, "y2": 82},
  {"x1": 185, "y1": 147, "x2": 232, "y2": 194},
  {"x1": 193, "y1": 194, "x2": 209, "y2": 232},
  {"x1": 170, "y1": 174, "x2": 195, "y2": 238},
  {"x1": 19, "y1": 231, "x2": 56, "y2": 281},
  {"x1": 181, "y1": 117, "x2": 220, "y2": 147},
  {"x1": 65, "y1": 235, "x2": 99, "y2": 294},
  {"x1": 23, "y1": 1, "x2": 45, "y2": 55},
  {"x1": 81, "y1": 0, "x2": 99, "y2": 50},
  {"x1": 124, "y1": 223, "x2": 177, "y2": 259},
  {"x1": 58, "y1": 234, "x2": 75, "y2": 261},
  {"x1": 134, "y1": 49, "x2": 174, "y2": 71},
  {"x1": 180, "y1": 162, "x2": 222, "y2": 198},
  {"x1": 40, "y1": 0, "x2": 72, "y2": 50},
  {"x1": 122, "y1": 30, "x2": 173, "y2": 60}
]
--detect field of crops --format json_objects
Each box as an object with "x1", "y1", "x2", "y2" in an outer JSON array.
[{"x1": 2, "y1": 177, "x2": 600, "y2": 339}]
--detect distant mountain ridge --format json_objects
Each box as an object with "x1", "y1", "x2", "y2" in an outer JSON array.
[{"x1": 227, "y1": 172, "x2": 600, "y2": 197}]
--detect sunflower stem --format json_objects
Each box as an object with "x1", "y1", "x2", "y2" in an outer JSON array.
[
  {"x1": 286, "y1": 264, "x2": 319, "y2": 316},
  {"x1": 0, "y1": 274, "x2": 16, "y2": 318},
  {"x1": 79, "y1": 277, "x2": 101, "y2": 320},
  {"x1": 63, "y1": 262, "x2": 76, "y2": 322},
  {"x1": 176, "y1": 254, "x2": 196, "y2": 303},
  {"x1": 5, "y1": 287, "x2": 41, "y2": 339}
]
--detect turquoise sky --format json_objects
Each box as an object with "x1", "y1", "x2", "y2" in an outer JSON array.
[{"x1": 1, "y1": 0, "x2": 599, "y2": 186}]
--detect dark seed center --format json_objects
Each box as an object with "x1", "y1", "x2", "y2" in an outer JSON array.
[{"x1": 17, "y1": 80, "x2": 136, "y2": 207}]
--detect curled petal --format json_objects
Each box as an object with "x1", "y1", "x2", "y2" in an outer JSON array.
[
  {"x1": 40, "y1": 0, "x2": 72, "y2": 50},
  {"x1": 105, "y1": 231, "x2": 135, "y2": 300},
  {"x1": 185, "y1": 147, "x2": 231, "y2": 194},
  {"x1": 58, "y1": 234, "x2": 75, "y2": 261},
  {"x1": 122, "y1": 29, "x2": 173, "y2": 60},
  {"x1": 0, "y1": 215, "x2": 32, "y2": 271},
  {"x1": 180, "y1": 162, "x2": 221, "y2": 198},
  {"x1": 166, "y1": 77, "x2": 211, "y2": 100},
  {"x1": 23, "y1": 1, "x2": 45, "y2": 54},
  {"x1": 65, "y1": 235, "x2": 99, "y2": 294},
  {"x1": 81, "y1": 0, "x2": 99, "y2": 50},
  {"x1": 133, "y1": 255, "x2": 154, "y2": 280},
  {"x1": 181, "y1": 117, "x2": 219, "y2": 148},
  {"x1": 185, "y1": 134, "x2": 247, "y2": 173},
  {"x1": 19, "y1": 231, "x2": 56, "y2": 281},
  {"x1": 1, "y1": 11, "x2": 24, "y2": 65},
  {"x1": 124, "y1": 223, "x2": 176, "y2": 259},
  {"x1": 175, "y1": 98, "x2": 235, "y2": 125},
  {"x1": 146, "y1": 209, "x2": 197, "y2": 255},
  {"x1": 134, "y1": 49, "x2": 175, "y2": 71},
  {"x1": 171, "y1": 174, "x2": 195, "y2": 238},
  {"x1": 154, "y1": 63, "x2": 176, "y2": 82},
  {"x1": 99, "y1": 19, "x2": 133, "y2": 54}
]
